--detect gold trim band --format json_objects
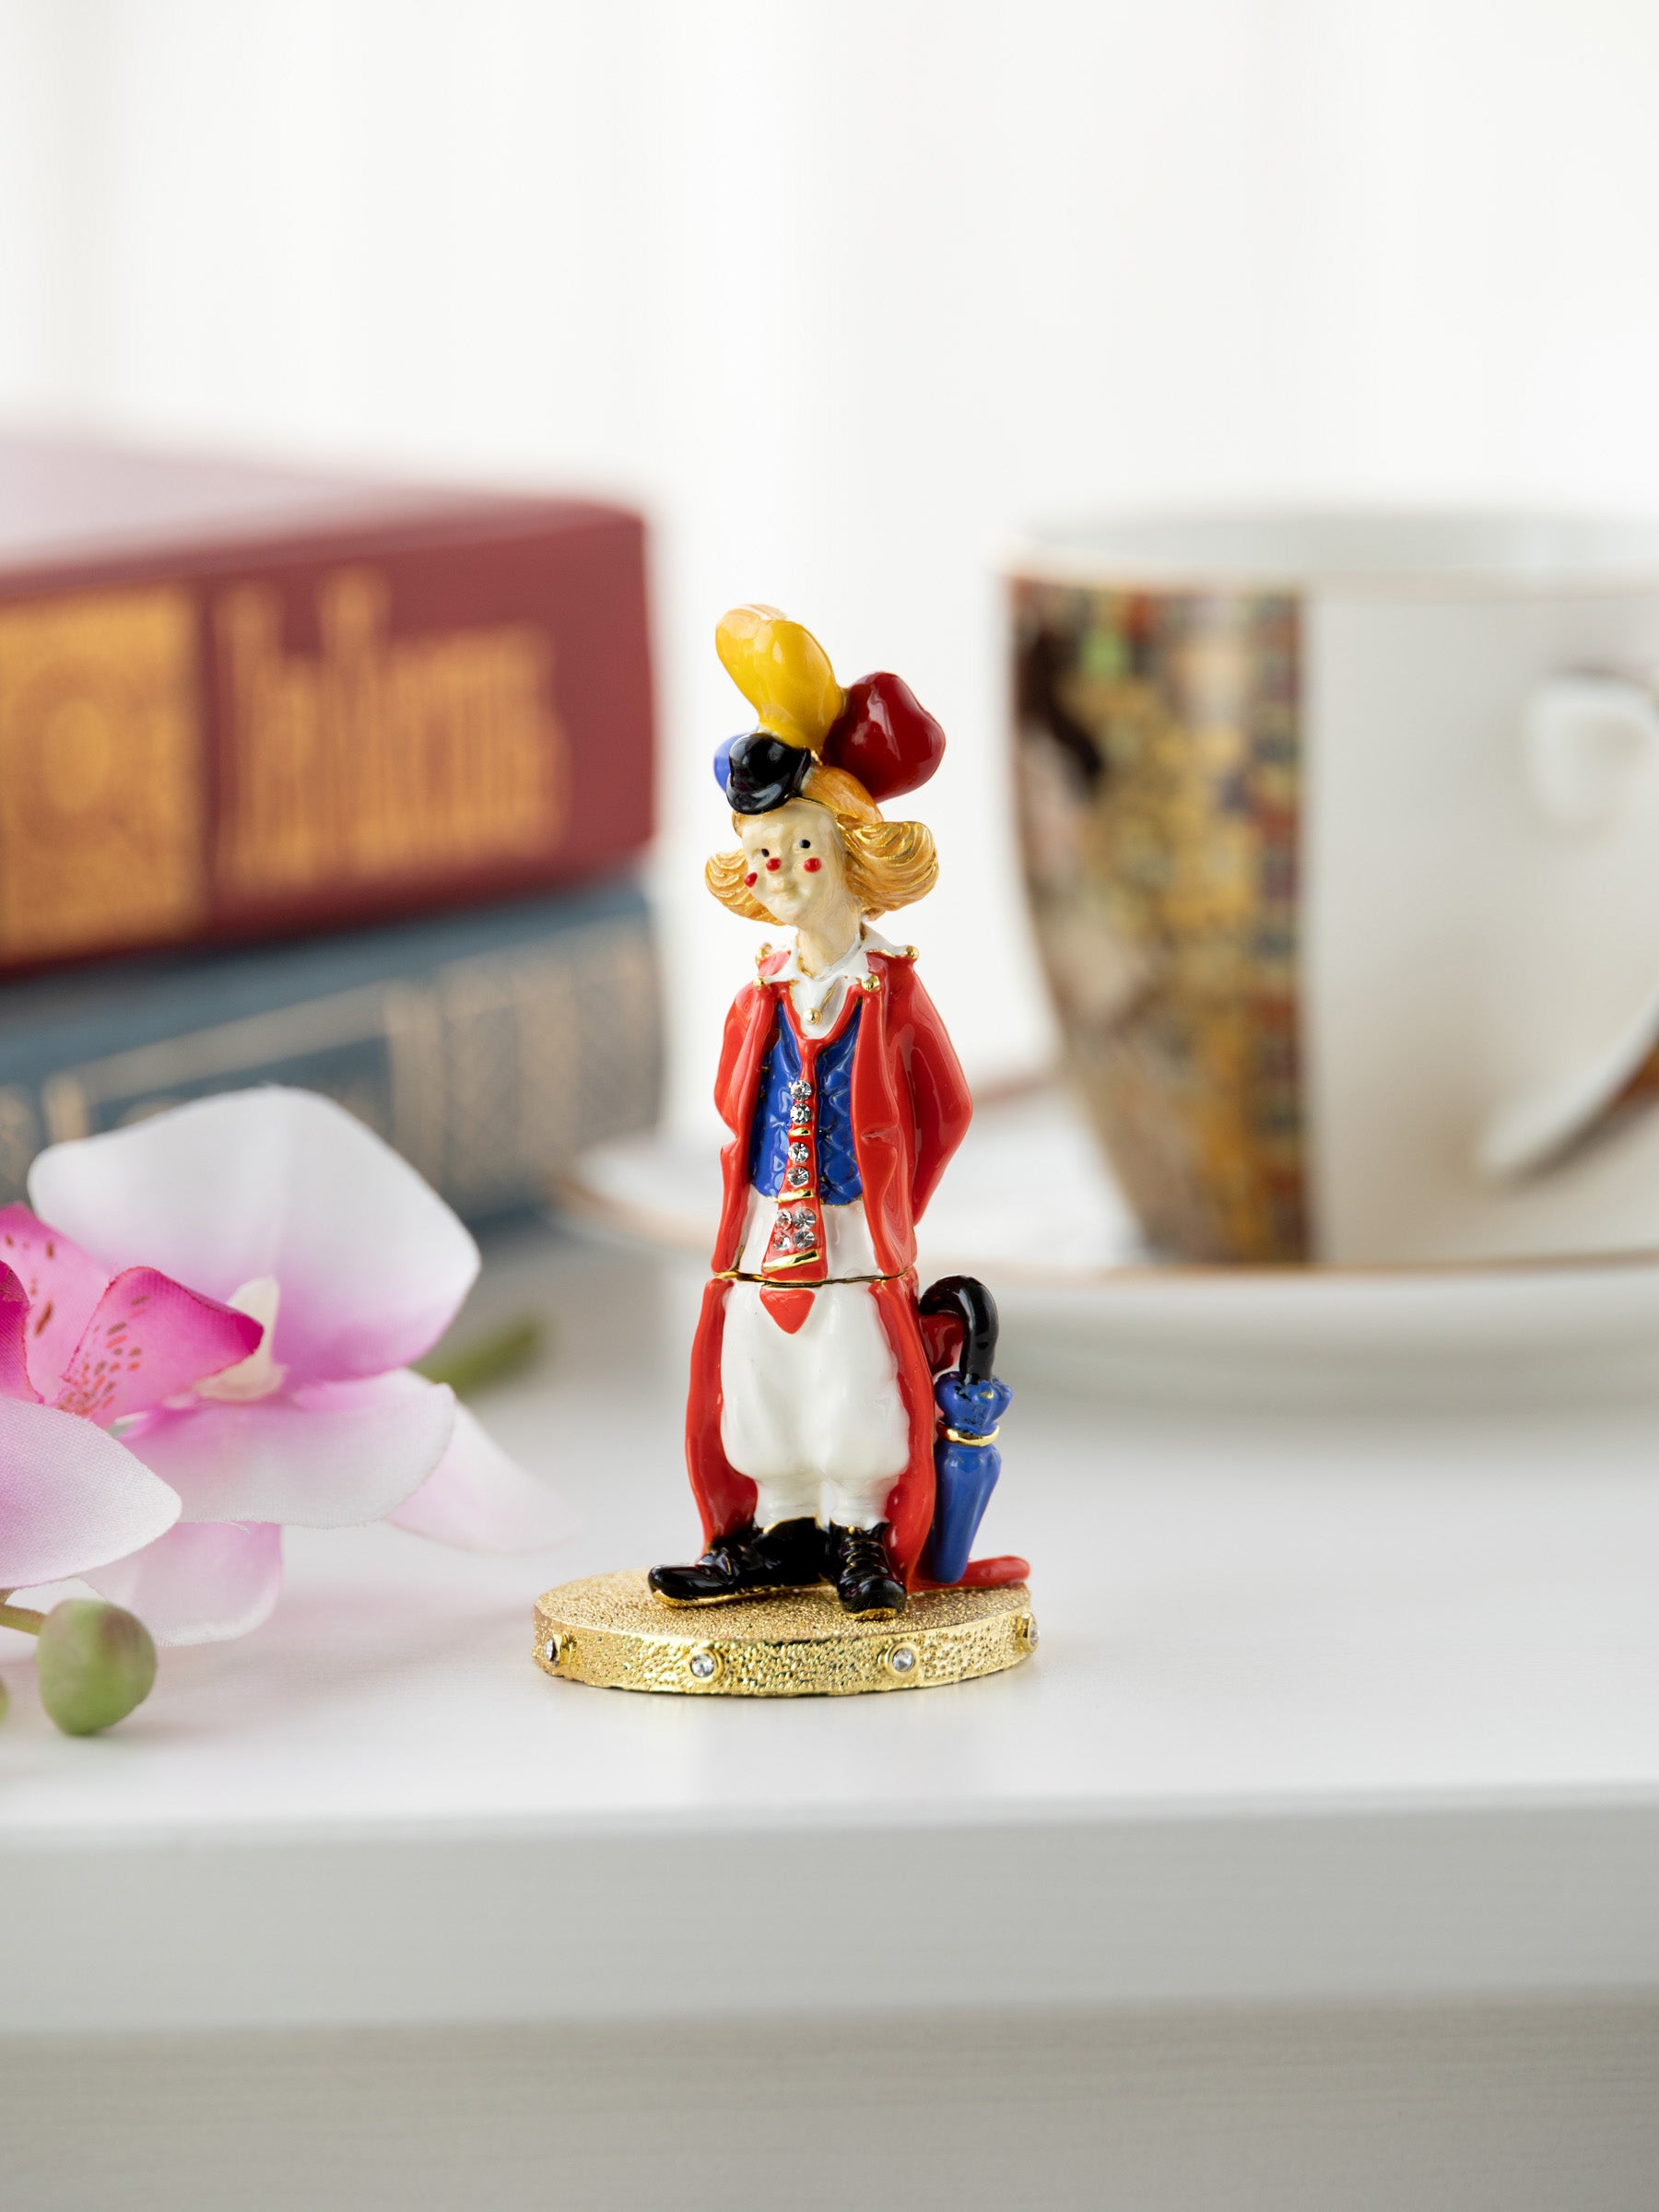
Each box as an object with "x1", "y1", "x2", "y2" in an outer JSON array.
[
  {"x1": 943, "y1": 1425, "x2": 1001, "y2": 1447},
  {"x1": 714, "y1": 1268, "x2": 909, "y2": 1285}
]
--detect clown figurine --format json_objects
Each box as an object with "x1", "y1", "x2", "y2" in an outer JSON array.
[{"x1": 649, "y1": 607, "x2": 1027, "y2": 1624}]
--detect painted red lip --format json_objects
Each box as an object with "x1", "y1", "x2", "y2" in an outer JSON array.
[{"x1": 766, "y1": 858, "x2": 782, "y2": 872}]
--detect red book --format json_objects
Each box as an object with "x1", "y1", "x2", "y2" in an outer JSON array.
[{"x1": 0, "y1": 434, "x2": 654, "y2": 972}]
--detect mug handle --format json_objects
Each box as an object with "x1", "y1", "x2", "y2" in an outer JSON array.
[{"x1": 1477, "y1": 672, "x2": 1659, "y2": 1180}]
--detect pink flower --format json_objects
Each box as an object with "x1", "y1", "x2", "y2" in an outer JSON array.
[
  {"x1": 0, "y1": 1206, "x2": 262, "y2": 1595},
  {"x1": 27, "y1": 1088, "x2": 566, "y2": 1643}
]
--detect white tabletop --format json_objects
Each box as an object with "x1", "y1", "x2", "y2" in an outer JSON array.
[{"x1": 6, "y1": 1225, "x2": 1659, "y2": 2034}]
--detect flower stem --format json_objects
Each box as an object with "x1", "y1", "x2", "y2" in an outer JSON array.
[
  {"x1": 417, "y1": 1315, "x2": 547, "y2": 1398},
  {"x1": 0, "y1": 1601, "x2": 46, "y2": 1636}
]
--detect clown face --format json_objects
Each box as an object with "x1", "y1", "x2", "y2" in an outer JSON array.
[{"x1": 736, "y1": 797, "x2": 849, "y2": 931}]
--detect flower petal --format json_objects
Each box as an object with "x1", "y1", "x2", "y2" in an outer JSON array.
[
  {"x1": 29, "y1": 1088, "x2": 480, "y2": 1384},
  {"x1": 86, "y1": 1520, "x2": 283, "y2": 1645},
  {"x1": 122, "y1": 1371, "x2": 458, "y2": 1528},
  {"x1": 53, "y1": 1268, "x2": 265, "y2": 1423},
  {"x1": 0, "y1": 1203, "x2": 110, "y2": 1401},
  {"x1": 390, "y1": 1401, "x2": 572, "y2": 1552},
  {"x1": 0, "y1": 1396, "x2": 181, "y2": 1590},
  {"x1": 0, "y1": 1264, "x2": 41, "y2": 1402}
]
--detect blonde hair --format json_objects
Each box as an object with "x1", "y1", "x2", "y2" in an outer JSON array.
[{"x1": 705, "y1": 761, "x2": 938, "y2": 921}]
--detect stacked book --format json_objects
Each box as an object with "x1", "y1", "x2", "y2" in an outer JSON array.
[{"x1": 0, "y1": 436, "x2": 662, "y2": 1221}]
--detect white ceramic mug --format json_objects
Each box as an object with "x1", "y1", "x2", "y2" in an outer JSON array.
[{"x1": 1010, "y1": 510, "x2": 1659, "y2": 1265}]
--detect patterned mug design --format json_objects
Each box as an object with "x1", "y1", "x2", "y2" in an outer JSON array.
[{"x1": 1013, "y1": 580, "x2": 1305, "y2": 1264}]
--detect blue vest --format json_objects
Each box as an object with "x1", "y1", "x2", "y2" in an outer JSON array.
[{"x1": 747, "y1": 999, "x2": 863, "y2": 1205}]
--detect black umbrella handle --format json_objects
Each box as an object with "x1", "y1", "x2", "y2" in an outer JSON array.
[{"x1": 919, "y1": 1275, "x2": 999, "y2": 1385}]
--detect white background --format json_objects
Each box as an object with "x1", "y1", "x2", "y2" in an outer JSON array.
[{"x1": 5, "y1": 0, "x2": 1659, "y2": 1121}]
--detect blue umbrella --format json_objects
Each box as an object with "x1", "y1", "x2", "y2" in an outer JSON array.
[{"x1": 920, "y1": 1276, "x2": 1013, "y2": 1586}]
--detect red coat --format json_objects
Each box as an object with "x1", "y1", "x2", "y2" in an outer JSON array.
[{"x1": 684, "y1": 947, "x2": 1025, "y2": 1589}]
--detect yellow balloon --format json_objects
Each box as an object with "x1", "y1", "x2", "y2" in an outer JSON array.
[{"x1": 715, "y1": 605, "x2": 845, "y2": 752}]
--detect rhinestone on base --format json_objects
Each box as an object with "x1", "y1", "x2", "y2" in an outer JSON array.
[
  {"x1": 688, "y1": 1650, "x2": 718, "y2": 1681},
  {"x1": 888, "y1": 1645, "x2": 918, "y2": 1677},
  {"x1": 542, "y1": 1636, "x2": 561, "y2": 1665}
]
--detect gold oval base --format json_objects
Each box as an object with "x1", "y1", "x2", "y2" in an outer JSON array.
[{"x1": 533, "y1": 1570, "x2": 1037, "y2": 1698}]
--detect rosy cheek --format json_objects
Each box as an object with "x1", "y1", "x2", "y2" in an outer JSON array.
[
  {"x1": 803, "y1": 857, "x2": 822, "y2": 874},
  {"x1": 766, "y1": 858, "x2": 782, "y2": 873},
  {"x1": 744, "y1": 871, "x2": 758, "y2": 887}
]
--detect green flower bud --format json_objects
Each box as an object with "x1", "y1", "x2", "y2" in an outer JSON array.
[{"x1": 36, "y1": 1600, "x2": 157, "y2": 1735}]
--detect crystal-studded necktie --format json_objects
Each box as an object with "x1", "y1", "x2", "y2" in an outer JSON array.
[
  {"x1": 761, "y1": 1053, "x2": 825, "y2": 1280},
  {"x1": 759, "y1": 985, "x2": 856, "y2": 1285}
]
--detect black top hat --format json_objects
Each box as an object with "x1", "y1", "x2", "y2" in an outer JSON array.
[{"x1": 724, "y1": 730, "x2": 815, "y2": 816}]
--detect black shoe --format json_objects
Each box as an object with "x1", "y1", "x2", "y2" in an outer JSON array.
[
  {"x1": 649, "y1": 1517, "x2": 824, "y2": 1606},
  {"x1": 830, "y1": 1524, "x2": 906, "y2": 1618}
]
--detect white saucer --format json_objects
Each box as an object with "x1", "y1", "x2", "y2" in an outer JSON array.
[{"x1": 558, "y1": 1087, "x2": 1659, "y2": 1408}]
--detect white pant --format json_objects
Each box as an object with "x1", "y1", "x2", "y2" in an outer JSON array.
[{"x1": 720, "y1": 1194, "x2": 911, "y2": 1530}]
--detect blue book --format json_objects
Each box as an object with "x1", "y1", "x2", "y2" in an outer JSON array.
[{"x1": 0, "y1": 877, "x2": 661, "y2": 1225}]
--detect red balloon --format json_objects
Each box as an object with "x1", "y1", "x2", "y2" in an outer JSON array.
[{"x1": 821, "y1": 672, "x2": 946, "y2": 804}]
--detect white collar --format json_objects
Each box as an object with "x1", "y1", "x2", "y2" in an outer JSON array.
[{"x1": 773, "y1": 924, "x2": 898, "y2": 987}]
